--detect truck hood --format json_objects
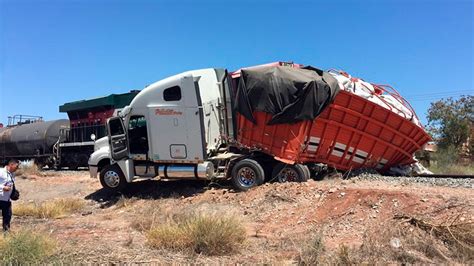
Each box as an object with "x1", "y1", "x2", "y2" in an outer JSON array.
[
  {"x1": 89, "y1": 137, "x2": 111, "y2": 167},
  {"x1": 94, "y1": 136, "x2": 109, "y2": 151}
]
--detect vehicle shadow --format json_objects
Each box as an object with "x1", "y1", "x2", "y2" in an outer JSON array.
[{"x1": 84, "y1": 179, "x2": 232, "y2": 208}]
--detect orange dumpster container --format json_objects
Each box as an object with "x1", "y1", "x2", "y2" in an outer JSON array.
[{"x1": 232, "y1": 63, "x2": 431, "y2": 172}]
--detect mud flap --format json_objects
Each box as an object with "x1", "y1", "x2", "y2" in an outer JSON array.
[{"x1": 117, "y1": 159, "x2": 135, "y2": 183}]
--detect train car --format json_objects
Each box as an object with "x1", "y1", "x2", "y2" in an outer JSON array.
[
  {"x1": 57, "y1": 90, "x2": 139, "y2": 169},
  {"x1": 0, "y1": 117, "x2": 69, "y2": 166},
  {"x1": 0, "y1": 91, "x2": 139, "y2": 169}
]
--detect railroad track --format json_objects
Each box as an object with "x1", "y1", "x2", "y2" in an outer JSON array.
[{"x1": 413, "y1": 174, "x2": 474, "y2": 179}]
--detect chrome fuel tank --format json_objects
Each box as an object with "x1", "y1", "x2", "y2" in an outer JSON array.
[{"x1": 159, "y1": 162, "x2": 214, "y2": 180}]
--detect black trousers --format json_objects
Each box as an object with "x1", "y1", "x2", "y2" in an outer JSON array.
[{"x1": 0, "y1": 200, "x2": 12, "y2": 231}]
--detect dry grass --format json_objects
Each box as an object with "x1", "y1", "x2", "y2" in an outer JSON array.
[
  {"x1": 298, "y1": 205, "x2": 474, "y2": 264},
  {"x1": 357, "y1": 212, "x2": 474, "y2": 264},
  {"x1": 298, "y1": 230, "x2": 326, "y2": 265},
  {"x1": 429, "y1": 163, "x2": 474, "y2": 175},
  {"x1": 299, "y1": 232, "x2": 360, "y2": 265},
  {"x1": 114, "y1": 196, "x2": 138, "y2": 209},
  {"x1": 14, "y1": 198, "x2": 86, "y2": 219},
  {"x1": 392, "y1": 214, "x2": 474, "y2": 262},
  {"x1": 333, "y1": 244, "x2": 357, "y2": 265},
  {"x1": 146, "y1": 211, "x2": 246, "y2": 256},
  {"x1": 14, "y1": 160, "x2": 62, "y2": 178},
  {"x1": 15, "y1": 163, "x2": 44, "y2": 178},
  {"x1": 131, "y1": 202, "x2": 163, "y2": 232},
  {"x1": 0, "y1": 229, "x2": 56, "y2": 264},
  {"x1": 429, "y1": 146, "x2": 474, "y2": 175}
]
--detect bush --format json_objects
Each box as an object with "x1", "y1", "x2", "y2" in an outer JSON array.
[
  {"x1": 432, "y1": 146, "x2": 460, "y2": 166},
  {"x1": 426, "y1": 96, "x2": 473, "y2": 153},
  {"x1": 0, "y1": 230, "x2": 56, "y2": 264},
  {"x1": 333, "y1": 244, "x2": 356, "y2": 265},
  {"x1": 146, "y1": 212, "x2": 246, "y2": 256},
  {"x1": 14, "y1": 198, "x2": 85, "y2": 219},
  {"x1": 429, "y1": 146, "x2": 474, "y2": 174}
]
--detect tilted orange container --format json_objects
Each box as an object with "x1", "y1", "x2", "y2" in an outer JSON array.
[{"x1": 232, "y1": 63, "x2": 431, "y2": 172}]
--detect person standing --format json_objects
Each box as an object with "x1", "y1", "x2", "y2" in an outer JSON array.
[{"x1": 0, "y1": 159, "x2": 20, "y2": 232}]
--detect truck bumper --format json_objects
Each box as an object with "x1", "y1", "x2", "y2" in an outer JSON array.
[{"x1": 89, "y1": 165, "x2": 98, "y2": 178}]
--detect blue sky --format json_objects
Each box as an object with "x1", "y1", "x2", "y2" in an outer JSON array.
[{"x1": 0, "y1": 0, "x2": 472, "y2": 125}]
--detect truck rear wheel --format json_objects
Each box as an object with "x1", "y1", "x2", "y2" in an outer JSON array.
[
  {"x1": 272, "y1": 163, "x2": 310, "y2": 183},
  {"x1": 99, "y1": 164, "x2": 127, "y2": 192},
  {"x1": 231, "y1": 159, "x2": 265, "y2": 191}
]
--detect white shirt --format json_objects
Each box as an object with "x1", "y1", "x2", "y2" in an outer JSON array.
[{"x1": 0, "y1": 167, "x2": 15, "y2": 202}]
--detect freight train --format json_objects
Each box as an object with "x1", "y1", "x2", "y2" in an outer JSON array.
[{"x1": 0, "y1": 91, "x2": 139, "y2": 168}]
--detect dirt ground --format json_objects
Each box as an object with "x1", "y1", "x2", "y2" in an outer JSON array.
[{"x1": 12, "y1": 171, "x2": 474, "y2": 264}]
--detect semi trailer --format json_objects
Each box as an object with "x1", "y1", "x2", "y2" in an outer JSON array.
[{"x1": 88, "y1": 62, "x2": 430, "y2": 191}]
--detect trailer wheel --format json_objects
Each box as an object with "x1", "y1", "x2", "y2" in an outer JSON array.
[
  {"x1": 231, "y1": 159, "x2": 265, "y2": 191},
  {"x1": 99, "y1": 164, "x2": 127, "y2": 192},
  {"x1": 272, "y1": 163, "x2": 310, "y2": 183}
]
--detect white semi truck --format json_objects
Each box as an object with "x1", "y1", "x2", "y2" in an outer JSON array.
[
  {"x1": 88, "y1": 65, "x2": 315, "y2": 192},
  {"x1": 89, "y1": 62, "x2": 427, "y2": 192}
]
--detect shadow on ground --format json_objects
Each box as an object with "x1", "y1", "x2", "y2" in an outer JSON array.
[{"x1": 85, "y1": 179, "x2": 233, "y2": 208}]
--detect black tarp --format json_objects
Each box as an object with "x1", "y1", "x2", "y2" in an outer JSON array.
[{"x1": 234, "y1": 66, "x2": 340, "y2": 125}]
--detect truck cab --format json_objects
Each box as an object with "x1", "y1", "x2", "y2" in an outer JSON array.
[
  {"x1": 88, "y1": 68, "x2": 238, "y2": 191},
  {"x1": 89, "y1": 62, "x2": 315, "y2": 192}
]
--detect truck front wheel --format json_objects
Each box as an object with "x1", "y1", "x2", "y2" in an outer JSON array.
[
  {"x1": 272, "y1": 163, "x2": 310, "y2": 183},
  {"x1": 231, "y1": 159, "x2": 265, "y2": 191},
  {"x1": 99, "y1": 164, "x2": 127, "y2": 192}
]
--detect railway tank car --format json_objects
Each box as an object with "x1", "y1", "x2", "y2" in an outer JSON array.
[
  {"x1": 0, "y1": 90, "x2": 139, "y2": 169},
  {"x1": 0, "y1": 119, "x2": 69, "y2": 166}
]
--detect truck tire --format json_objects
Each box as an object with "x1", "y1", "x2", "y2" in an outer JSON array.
[
  {"x1": 302, "y1": 164, "x2": 311, "y2": 180},
  {"x1": 99, "y1": 164, "x2": 127, "y2": 192},
  {"x1": 231, "y1": 159, "x2": 265, "y2": 191},
  {"x1": 272, "y1": 163, "x2": 310, "y2": 183}
]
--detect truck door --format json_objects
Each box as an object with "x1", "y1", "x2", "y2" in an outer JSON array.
[
  {"x1": 107, "y1": 117, "x2": 128, "y2": 160},
  {"x1": 149, "y1": 75, "x2": 205, "y2": 162}
]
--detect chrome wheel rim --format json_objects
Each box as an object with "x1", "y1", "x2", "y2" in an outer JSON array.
[
  {"x1": 237, "y1": 166, "x2": 257, "y2": 188},
  {"x1": 104, "y1": 170, "x2": 120, "y2": 188},
  {"x1": 277, "y1": 167, "x2": 298, "y2": 183}
]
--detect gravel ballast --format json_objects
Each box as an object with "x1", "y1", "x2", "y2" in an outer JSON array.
[{"x1": 352, "y1": 173, "x2": 473, "y2": 189}]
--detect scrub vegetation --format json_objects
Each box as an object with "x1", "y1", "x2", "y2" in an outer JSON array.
[
  {"x1": 0, "y1": 230, "x2": 56, "y2": 264},
  {"x1": 146, "y1": 211, "x2": 246, "y2": 255},
  {"x1": 14, "y1": 198, "x2": 85, "y2": 219},
  {"x1": 299, "y1": 211, "x2": 474, "y2": 264}
]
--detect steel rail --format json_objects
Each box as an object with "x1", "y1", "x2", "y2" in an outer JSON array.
[{"x1": 411, "y1": 174, "x2": 474, "y2": 179}]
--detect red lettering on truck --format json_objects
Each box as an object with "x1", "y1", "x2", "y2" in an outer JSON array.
[{"x1": 155, "y1": 109, "x2": 183, "y2": 116}]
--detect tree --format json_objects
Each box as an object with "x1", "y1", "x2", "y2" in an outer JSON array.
[{"x1": 426, "y1": 95, "x2": 473, "y2": 154}]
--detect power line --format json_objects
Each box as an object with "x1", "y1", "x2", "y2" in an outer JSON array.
[
  {"x1": 408, "y1": 98, "x2": 470, "y2": 102},
  {"x1": 406, "y1": 91, "x2": 473, "y2": 96},
  {"x1": 402, "y1": 91, "x2": 473, "y2": 102},
  {"x1": 404, "y1": 90, "x2": 473, "y2": 98}
]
